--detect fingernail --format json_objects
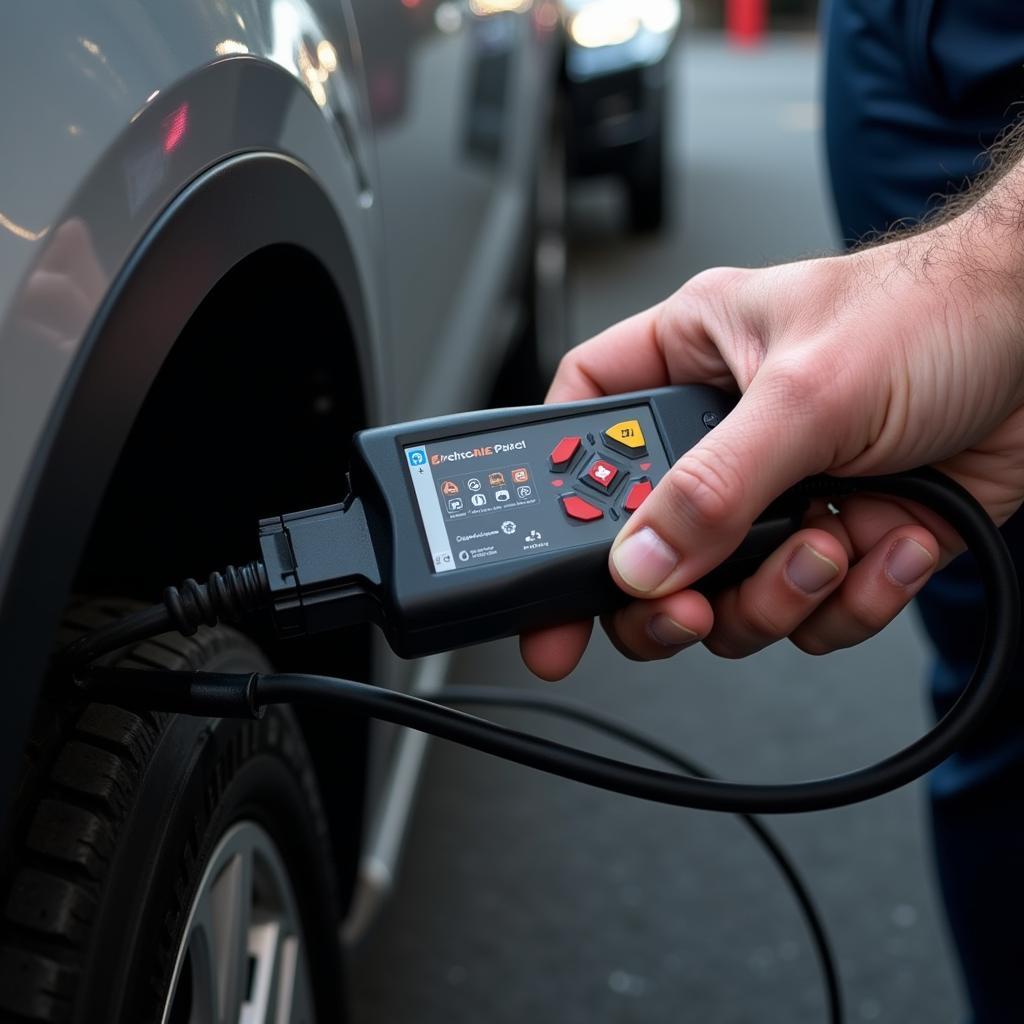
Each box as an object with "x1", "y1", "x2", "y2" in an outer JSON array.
[
  {"x1": 611, "y1": 527, "x2": 680, "y2": 592},
  {"x1": 647, "y1": 614, "x2": 699, "y2": 648},
  {"x1": 885, "y1": 537, "x2": 935, "y2": 586},
  {"x1": 786, "y1": 543, "x2": 840, "y2": 594}
]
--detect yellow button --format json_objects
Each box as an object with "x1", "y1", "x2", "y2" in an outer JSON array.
[{"x1": 605, "y1": 419, "x2": 645, "y2": 449}]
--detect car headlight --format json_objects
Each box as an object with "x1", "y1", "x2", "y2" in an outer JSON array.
[
  {"x1": 569, "y1": 2, "x2": 639, "y2": 48},
  {"x1": 636, "y1": 0, "x2": 681, "y2": 35},
  {"x1": 567, "y1": 0, "x2": 680, "y2": 49}
]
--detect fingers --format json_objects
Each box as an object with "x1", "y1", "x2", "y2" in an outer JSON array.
[
  {"x1": 608, "y1": 369, "x2": 833, "y2": 600},
  {"x1": 600, "y1": 521, "x2": 935, "y2": 662},
  {"x1": 804, "y1": 492, "x2": 957, "y2": 566},
  {"x1": 791, "y1": 525, "x2": 938, "y2": 654},
  {"x1": 519, "y1": 594, "x2": 712, "y2": 680},
  {"x1": 546, "y1": 305, "x2": 671, "y2": 403},
  {"x1": 546, "y1": 269, "x2": 750, "y2": 404},
  {"x1": 520, "y1": 619, "x2": 594, "y2": 681},
  {"x1": 602, "y1": 589, "x2": 715, "y2": 662},
  {"x1": 600, "y1": 529, "x2": 846, "y2": 660},
  {"x1": 703, "y1": 529, "x2": 848, "y2": 658},
  {"x1": 520, "y1": 517, "x2": 938, "y2": 677}
]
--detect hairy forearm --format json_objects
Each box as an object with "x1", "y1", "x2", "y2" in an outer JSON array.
[
  {"x1": 865, "y1": 120, "x2": 1024, "y2": 285},
  {"x1": 951, "y1": 117, "x2": 1024, "y2": 225},
  {"x1": 846, "y1": 124, "x2": 1024, "y2": 388},
  {"x1": 958, "y1": 143, "x2": 1024, "y2": 278}
]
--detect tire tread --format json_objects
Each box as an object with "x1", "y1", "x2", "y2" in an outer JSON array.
[{"x1": 0, "y1": 600, "x2": 267, "y2": 1023}]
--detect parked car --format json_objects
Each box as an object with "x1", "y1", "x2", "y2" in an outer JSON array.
[
  {"x1": 562, "y1": 0, "x2": 682, "y2": 230},
  {"x1": 0, "y1": 2, "x2": 561, "y2": 1021}
]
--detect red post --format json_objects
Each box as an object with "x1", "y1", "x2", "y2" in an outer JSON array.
[{"x1": 726, "y1": 0, "x2": 766, "y2": 47}]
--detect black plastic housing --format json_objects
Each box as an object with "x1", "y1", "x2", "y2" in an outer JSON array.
[{"x1": 259, "y1": 386, "x2": 807, "y2": 658}]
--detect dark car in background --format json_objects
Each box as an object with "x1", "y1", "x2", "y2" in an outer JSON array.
[{"x1": 562, "y1": 0, "x2": 682, "y2": 230}]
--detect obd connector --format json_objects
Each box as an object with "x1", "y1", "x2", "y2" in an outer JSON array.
[{"x1": 258, "y1": 496, "x2": 381, "y2": 638}]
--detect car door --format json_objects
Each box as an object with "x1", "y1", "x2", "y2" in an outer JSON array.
[{"x1": 351, "y1": 0, "x2": 554, "y2": 418}]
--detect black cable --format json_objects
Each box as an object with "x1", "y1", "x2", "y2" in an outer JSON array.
[
  {"x1": 76, "y1": 663, "x2": 844, "y2": 1019},
  {"x1": 433, "y1": 685, "x2": 842, "y2": 1024},
  {"x1": 74, "y1": 467, "x2": 1013, "y2": 1023},
  {"x1": 61, "y1": 561, "x2": 267, "y2": 668},
  {"x1": 76, "y1": 468, "x2": 1021, "y2": 814}
]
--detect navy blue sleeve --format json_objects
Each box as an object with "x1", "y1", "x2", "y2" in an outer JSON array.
[{"x1": 824, "y1": 0, "x2": 1024, "y2": 243}]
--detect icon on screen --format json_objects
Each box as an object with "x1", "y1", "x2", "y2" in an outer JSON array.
[
  {"x1": 441, "y1": 480, "x2": 459, "y2": 496},
  {"x1": 501, "y1": 521, "x2": 516, "y2": 535},
  {"x1": 495, "y1": 489, "x2": 510, "y2": 502},
  {"x1": 525, "y1": 529, "x2": 542, "y2": 542},
  {"x1": 467, "y1": 478, "x2": 482, "y2": 491},
  {"x1": 471, "y1": 493, "x2": 487, "y2": 507},
  {"x1": 489, "y1": 472, "x2": 505, "y2": 487},
  {"x1": 408, "y1": 449, "x2": 427, "y2": 467},
  {"x1": 512, "y1": 468, "x2": 529, "y2": 484},
  {"x1": 447, "y1": 498, "x2": 464, "y2": 512},
  {"x1": 458, "y1": 550, "x2": 470, "y2": 562},
  {"x1": 517, "y1": 485, "x2": 532, "y2": 499}
]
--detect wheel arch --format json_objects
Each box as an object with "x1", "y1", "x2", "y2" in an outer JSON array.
[{"x1": 0, "y1": 152, "x2": 379, "y2": 847}]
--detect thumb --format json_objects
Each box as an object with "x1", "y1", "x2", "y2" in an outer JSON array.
[{"x1": 609, "y1": 370, "x2": 830, "y2": 597}]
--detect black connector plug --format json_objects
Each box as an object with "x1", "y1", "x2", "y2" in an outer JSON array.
[
  {"x1": 258, "y1": 497, "x2": 382, "y2": 638},
  {"x1": 62, "y1": 500, "x2": 382, "y2": 671}
]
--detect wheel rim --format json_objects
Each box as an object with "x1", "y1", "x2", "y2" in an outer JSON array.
[{"x1": 162, "y1": 821, "x2": 317, "y2": 1024}]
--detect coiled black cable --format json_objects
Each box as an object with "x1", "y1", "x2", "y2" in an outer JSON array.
[{"x1": 61, "y1": 561, "x2": 267, "y2": 668}]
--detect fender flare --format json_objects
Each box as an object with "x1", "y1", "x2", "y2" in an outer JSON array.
[{"x1": 0, "y1": 153, "x2": 376, "y2": 834}]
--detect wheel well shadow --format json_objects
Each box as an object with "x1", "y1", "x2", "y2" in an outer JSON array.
[{"x1": 75, "y1": 243, "x2": 372, "y2": 912}]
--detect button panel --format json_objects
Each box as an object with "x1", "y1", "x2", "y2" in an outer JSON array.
[
  {"x1": 553, "y1": 418, "x2": 661, "y2": 526},
  {"x1": 583, "y1": 458, "x2": 620, "y2": 492},
  {"x1": 561, "y1": 494, "x2": 604, "y2": 522},
  {"x1": 623, "y1": 478, "x2": 652, "y2": 513},
  {"x1": 603, "y1": 419, "x2": 647, "y2": 458},
  {"x1": 549, "y1": 436, "x2": 581, "y2": 471}
]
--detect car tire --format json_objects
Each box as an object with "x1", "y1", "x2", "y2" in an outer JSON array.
[
  {"x1": 627, "y1": 128, "x2": 666, "y2": 234},
  {"x1": 0, "y1": 599, "x2": 348, "y2": 1024}
]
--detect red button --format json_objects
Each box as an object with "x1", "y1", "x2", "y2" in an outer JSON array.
[
  {"x1": 562, "y1": 494, "x2": 603, "y2": 522},
  {"x1": 586, "y1": 459, "x2": 619, "y2": 490},
  {"x1": 624, "y1": 479, "x2": 652, "y2": 513},
  {"x1": 550, "y1": 436, "x2": 581, "y2": 471}
]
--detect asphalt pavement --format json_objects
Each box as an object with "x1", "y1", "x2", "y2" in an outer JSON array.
[{"x1": 350, "y1": 34, "x2": 966, "y2": 1024}]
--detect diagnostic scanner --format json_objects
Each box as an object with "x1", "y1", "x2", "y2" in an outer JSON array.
[
  {"x1": 70, "y1": 385, "x2": 1019, "y2": 819},
  {"x1": 257, "y1": 386, "x2": 807, "y2": 657}
]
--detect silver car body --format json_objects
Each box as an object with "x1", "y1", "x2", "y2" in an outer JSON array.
[{"x1": 0, "y1": 0, "x2": 558, "y2": 912}]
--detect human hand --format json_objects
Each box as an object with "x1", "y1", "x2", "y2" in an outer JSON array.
[{"x1": 521, "y1": 219, "x2": 1024, "y2": 679}]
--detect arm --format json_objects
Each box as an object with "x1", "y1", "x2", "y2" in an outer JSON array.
[{"x1": 522, "y1": 140, "x2": 1024, "y2": 680}]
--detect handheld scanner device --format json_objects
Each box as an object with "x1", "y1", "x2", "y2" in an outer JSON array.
[
  {"x1": 69, "y1": 386, "x2": 1017, "y2": 824},
  {"x1": 258, "y1": 386, "x2": 807, "y2": 658}
]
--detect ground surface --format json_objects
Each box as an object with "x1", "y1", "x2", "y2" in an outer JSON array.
[{"x1": 350, "y1": 34, "x2": 966, "y2": 1024}]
